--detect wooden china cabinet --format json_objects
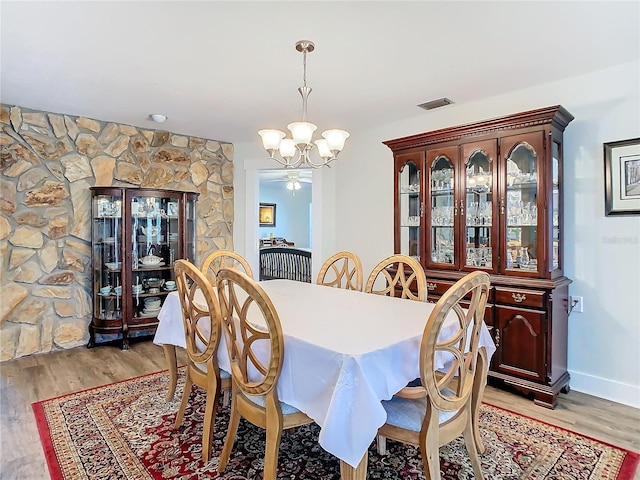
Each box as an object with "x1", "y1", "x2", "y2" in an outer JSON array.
[
  {"x1": 89, "y1": 187, "x2": 198, "y2": 349},
  {"x1": 386, "y1": 106, "x2": 574, "y2": 408}
]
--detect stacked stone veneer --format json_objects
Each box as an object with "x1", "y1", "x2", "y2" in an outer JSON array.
[{"x1": 0, "y1": 104, "x2": 234, "y2": 360}]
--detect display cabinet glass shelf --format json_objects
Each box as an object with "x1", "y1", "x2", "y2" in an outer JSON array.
[
  {"x1": 90, "y1": 187, "x2": 198, "y2": 349},
  {"x1": 386, "y1": 106, "x2": 574, "y2": 408}
]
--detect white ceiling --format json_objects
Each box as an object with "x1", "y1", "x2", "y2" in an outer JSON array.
[{"x1": 2, "y1": 1, "x2": 638, "y2": 146}]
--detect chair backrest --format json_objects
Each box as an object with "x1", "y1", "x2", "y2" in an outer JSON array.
[
  {"x1": 174, "y1": 259, "x2": 223, "y2": 365},
  {"x1": 201, "y1": 250, "x2": 253, "y2": 283},
  {"x1": 316, "y1": 251, "x2": 364, "y2": 291},
  {"x1": 364, "y1": 254, "x2": 427, "y2": 301},
  {"x1": 259, "y1": 247, "x2": 312, "y2": 283},
  {"x1": 216, "y1": 268, "x2": 284, "y2": 397},
  {"x1": 420, "y1": 271, "x2": 490, "y2": 412}
]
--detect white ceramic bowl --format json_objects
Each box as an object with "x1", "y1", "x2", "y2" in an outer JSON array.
[{"x1": 140, "y1": 255, "x2": 163, "y2": 265}]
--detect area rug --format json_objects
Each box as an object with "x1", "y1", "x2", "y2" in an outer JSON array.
[{"x1": 33, "y1": 369, "x2": 639, "y2": 480}]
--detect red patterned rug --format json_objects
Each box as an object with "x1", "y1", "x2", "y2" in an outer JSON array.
[{"x1": 33, "y1": 369, "x2": 639, "y2": 480}]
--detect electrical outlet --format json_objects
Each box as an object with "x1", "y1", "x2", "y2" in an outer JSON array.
[{"x1": 570, "y1": 295, "x2": 583, "y2": 313}]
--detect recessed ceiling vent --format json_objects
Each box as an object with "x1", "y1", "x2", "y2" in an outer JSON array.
[{"x1": 417, "y1": 98, "x2": 454, "y2": 111}]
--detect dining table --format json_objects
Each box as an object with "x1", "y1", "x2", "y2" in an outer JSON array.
[{"x1": 154, "y1": 278, "x2": 496, "y2": 480}]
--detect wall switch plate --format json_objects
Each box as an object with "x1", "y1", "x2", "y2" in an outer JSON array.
[{"x1": 570, "y1": 295, "x2": 584, "y2": 313}]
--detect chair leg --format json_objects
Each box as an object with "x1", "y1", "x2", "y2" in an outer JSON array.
[
  {"x1": 376, "y1": 434, "x2": 387, "y2": 455},
  {"x1": 202, "y1": 387, "x2": 220, "y2": 463},
  {"x1": 174, "y1": 370, "x2": 193, "y2": 429},
  {"x1": 217, "y1": 397, "x2": 241, "y2": 473},
  {"x1": 472, "y1": 348, "x2": 489, "y2": 454},
  {"x1": 263, "y1": 412, "x2": 283, "y2": 480},
  {"x1": 419, "y1": 419, "x2": 440, "y2": 480},
  {"x1": 222, "y1": 388, "x2": 230, "y2": 407},
  {"x1": 463, "y1": 419, "x2": 484, "y2": 479}
]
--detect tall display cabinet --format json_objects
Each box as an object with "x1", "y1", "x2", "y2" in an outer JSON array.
[
  {"x1": 89, "y1": 187, "x2": 198, "y2": 349},
  {"x1": 386, "y1": 106, "x2": 574, "y2": 408}
]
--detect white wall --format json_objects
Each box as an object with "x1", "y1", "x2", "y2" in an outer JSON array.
[
  {"x1": 234, "y1": 60, "x2": 639, "y2": 407},
  {"x1": 259, "y1": 183, "x2": 312, "y2": 248}
]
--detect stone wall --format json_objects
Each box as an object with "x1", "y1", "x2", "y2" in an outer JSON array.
[{"x1": 0, "y1": 104, "x2": 234, "y2": 360}]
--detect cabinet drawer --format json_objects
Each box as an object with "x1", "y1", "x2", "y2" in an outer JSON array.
[
  {"x1": 426, "y1": 279, "x2": 495, "y2": 303},
  {"x1": 495, "y1": 287, "x2": 546, "y2": 309},
  {"x1": 425, "y1": 279, "x2": 454, "y2": 296}
]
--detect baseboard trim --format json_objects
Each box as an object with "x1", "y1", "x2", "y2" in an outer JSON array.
[{"x1": 569, "y1": 370, "x2": 640, "y2": 408}]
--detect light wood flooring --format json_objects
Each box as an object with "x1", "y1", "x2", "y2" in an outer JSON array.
[{"x1": 1, "y1": 341, "x2": 638, "y2": 480}]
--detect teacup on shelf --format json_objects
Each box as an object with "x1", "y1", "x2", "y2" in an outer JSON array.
[{"x1": 100, "y1": 286, "x2": 111, "y2": 295}]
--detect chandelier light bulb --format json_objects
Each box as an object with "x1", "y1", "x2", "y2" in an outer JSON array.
[{"x1": 258, "y1": 40, "x2": 349, "y2": 169}]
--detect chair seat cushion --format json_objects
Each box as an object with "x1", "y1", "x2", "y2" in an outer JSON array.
[
  {"x1": 242, "y1": 392, "x2": 301, "y2": 415},
  {"x1": 194, "y1": 362, "x2": 232, "y2": 380},
  {"x1": 382, "y1": 395, "x2": 457, "y2": 432}
]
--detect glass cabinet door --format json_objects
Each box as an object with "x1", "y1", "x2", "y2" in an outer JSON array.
[
  {"x1": 502, "y1": 133, "x2": 544, "y2": 275},
  {"x1": 92, "y1": 192, "x2": 123, "y2": 322},
  {"x1": 398, "y1": 159, "x2": 422, "y2": 262},
  {"x1": 427, "y1": 148, "x2": 457, "y2": 268},
  {"x1": 551, "y1": 142, "x2": 561, "y2": 271},
  {"x1": 130, "y1": 193, "x2": 179, "y2": 319},
  {"x1": 462, "y1": 141, "x2": 497, "y2": 272},
  {"x1": 184, "y1": 194, "x2": 197, "y2": 263}
]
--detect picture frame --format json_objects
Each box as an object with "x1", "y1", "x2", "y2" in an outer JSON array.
[
  {"x1": 604, "y1": 138, "x2": 640, "y2": 216},
  {"x1": 259, "y1": 203, "x2": 276, "y2": 226}
]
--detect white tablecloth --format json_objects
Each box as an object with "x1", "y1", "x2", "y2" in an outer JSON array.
[{"x1": 154, "y1": 279, "x2": 496, "y2": 468}]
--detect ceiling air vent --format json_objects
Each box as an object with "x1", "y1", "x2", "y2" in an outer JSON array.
[{"x1": 417, "y1": 98, "x2": 454, "y2": 111}]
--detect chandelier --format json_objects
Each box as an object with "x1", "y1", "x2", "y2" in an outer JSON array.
[{"x1": 258, "y1": 40, "x2": 350, "y2": 169}]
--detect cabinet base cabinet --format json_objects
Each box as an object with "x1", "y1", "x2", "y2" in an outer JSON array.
[
  {"x1": 488, "y1": 370, "x2": 571, "y2": 409},
  {"x1": 88, "y1": 318, "x2": 158, "y2": 350}
]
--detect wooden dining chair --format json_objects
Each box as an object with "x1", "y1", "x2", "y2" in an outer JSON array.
[
  {"x1": 376, "y1": 270, "x2": 490, "y2": 480},
  {"x1": 200, "y1": 249, "x2": 253, "y2": 282},
  {"x1": 364, "y1": 254, "x2": 427, "y2": 301},
  {"x1": 316, "y1": 251, "x2": 364, "y2": 291},
  {"x1": 216, "y1": 268, "x2": 314, "y2": 480},
  {"x1": 173, "y1": 259, "x2": 231, "y2": 463}
]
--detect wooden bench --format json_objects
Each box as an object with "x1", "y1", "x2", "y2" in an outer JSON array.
[{"x1": 259, "y1": 247, "x2": 312, "y2": 283}]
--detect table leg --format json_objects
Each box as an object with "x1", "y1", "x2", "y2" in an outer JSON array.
[
  {"x1": 339, "y1": 451, "x2": 367, "y2": 480},
  {"x1": 162, "y1": 344, "x2": 178, "y2": 401}
]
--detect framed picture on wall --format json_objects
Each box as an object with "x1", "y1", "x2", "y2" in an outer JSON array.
[
  {"x1": 259, "y1": 203, "x2": 276, "y2": 226},
  {"x1": 604, "y1": 138, "x2": 640, "y2": 216}
]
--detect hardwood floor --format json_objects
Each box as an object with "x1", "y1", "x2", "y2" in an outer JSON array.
[{"x1": 1, "y1": 341, "x2": 638, "y2": 480}]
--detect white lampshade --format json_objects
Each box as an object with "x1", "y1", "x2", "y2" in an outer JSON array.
[
  {"x1": 258, "y1": 129, "x2": 286, "y2": 151},
  {"x1": 279, "y1": 139, "x2": 296, "y2": 159},
  {"x1": 288, "y1": 122, "x2": 317, "y2": 146},
  {"x1": 314, "y1": 139, "x2": 332, "y2": 159},
  {"x1": 322, "y1": 129, "x2": 350, "y2": 152},
  {"x1": 286, "y1": 181, "x2": 301, "y2": 191}
]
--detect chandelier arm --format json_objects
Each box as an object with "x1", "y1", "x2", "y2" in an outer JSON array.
[
  {"x1": 304, "y1": 153, "x2": 336, "y2": 169},
  {"x1": 268, "y1": 150, "x2": 305, "y2": 169}
]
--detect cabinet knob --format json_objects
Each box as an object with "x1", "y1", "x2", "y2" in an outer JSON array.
[
  {"x1": 494, "y1": 328, "x2": 500, "y2": 347},
  {"x1": 512, "y1": 292, "x2": 527, "y2": 303},
  {"x1": 459, "y1": 199, "x2": 464, "y2": 217},
  {"x1": 500, "y1": 197, "x2": 505, "y2": 215},
  {"x1": 427, "y1": 282, "x2": 437, "y2": 291}
]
